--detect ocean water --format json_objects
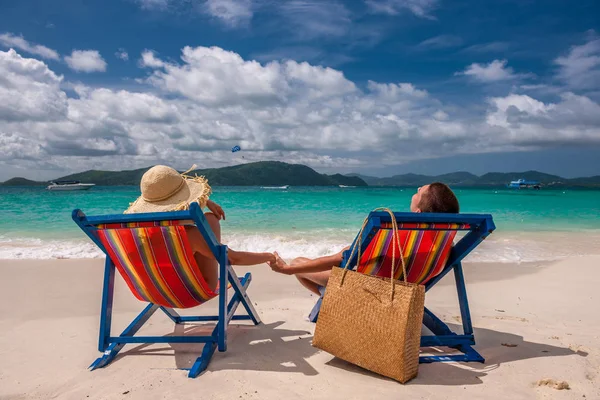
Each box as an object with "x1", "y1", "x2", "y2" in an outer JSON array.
[{"x1": 1, "y1": 186, "x2": 600, "y2": 262}]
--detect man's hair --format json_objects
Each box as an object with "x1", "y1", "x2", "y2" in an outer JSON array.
[{"x1": 418, "y1": 182, "x2": 460, "y2": 213}]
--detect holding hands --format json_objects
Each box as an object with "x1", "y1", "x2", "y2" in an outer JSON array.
[{"x1": 268, "y1": 252, "x2": 293, "y2": 275}]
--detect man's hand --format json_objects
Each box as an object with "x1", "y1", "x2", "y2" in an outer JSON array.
[
  {"x1": 206, "y1": 200, "x2": 225, "y2": 220},
  {"x1": 268, "y1": 252, "x2": 294, "y2": 275}
]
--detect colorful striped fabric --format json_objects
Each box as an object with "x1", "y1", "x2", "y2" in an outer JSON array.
[
  {"x1": 97, "y1": 220, "x2": 190, "y2": 229},
  {"x1": 96, "y1": 225, "x2": 218, "y2": 308},
  {"x1": 357, "y1": 223, "x2": 458, "y2": 285},
  {"x1": 388, "y1": 222, "x2": 470, "y2": 230}
]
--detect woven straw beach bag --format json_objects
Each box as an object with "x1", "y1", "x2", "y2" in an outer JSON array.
[{"x1": 312, "y1": 208, "x2": 425, "y2": 383}]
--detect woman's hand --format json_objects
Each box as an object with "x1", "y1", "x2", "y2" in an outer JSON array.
[
  {"x1": 268, "y1": 252, "x2": 294, "y2": 275},
  {"x1": 206, "y1": 200, "x2": 225, "y2": 220}
]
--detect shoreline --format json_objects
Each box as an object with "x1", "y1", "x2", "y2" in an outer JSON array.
[
  {"x1": 1, "y1": 257, "x2": 599, "y2": 399},
  {"x1": 2, "y1": 229, "x2": 600, "y2": 264}
]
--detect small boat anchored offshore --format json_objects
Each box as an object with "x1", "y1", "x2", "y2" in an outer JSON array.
[
  {"x1": 46, "y1": 180, "x2": 96, "y2": 191},
  {"x1": 260, "y1": 185, "x2": 289, "y2": 190},
  {"x1": 508, "y1": 179, "x2": 541, "y2": 190}
]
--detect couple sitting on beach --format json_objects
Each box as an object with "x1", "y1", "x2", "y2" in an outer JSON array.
[{"x1": 125, "y1": 165, "x2": 460, "y2": 294}]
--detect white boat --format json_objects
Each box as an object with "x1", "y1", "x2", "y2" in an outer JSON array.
[
  {"x1": 339, "y1": 185, "x2": 356, "y2": 188},
  {"x1": 46, "y1": 180, "x2": 96, "y2": 191},
  {"x1": 260, "y1": 185, "x2": 289, "y2": 190},
  {"x1": 507, "y1": 178, "x2": 541, "y2": 190}
]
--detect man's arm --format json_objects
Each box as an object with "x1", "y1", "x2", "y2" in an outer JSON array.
[{"x1": 270, "y1": 248, "x2": 348, "y2": 275}]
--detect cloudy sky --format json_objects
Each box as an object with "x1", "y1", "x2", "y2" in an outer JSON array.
[{"x1": 1, "y1": 0, "x2": 599, "y2": 181}]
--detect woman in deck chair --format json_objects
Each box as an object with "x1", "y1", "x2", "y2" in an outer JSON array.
[
  {"x1": 270, "y1": 182, "x2": 459, "y2": 294},
  {"x1": 125, "y1": 165, "x2": 276, "y2": 291}
]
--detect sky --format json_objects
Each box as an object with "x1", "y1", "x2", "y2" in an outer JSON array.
[{"x1": 1, "y1": 0, "x2": 599, "y2": 181}]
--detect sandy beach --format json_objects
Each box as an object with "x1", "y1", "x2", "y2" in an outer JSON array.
[{"x1": 1, "y1": 256, "x2": 599, "y2": 400}]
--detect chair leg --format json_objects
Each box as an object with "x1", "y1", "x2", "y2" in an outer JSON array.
[
  {"x1": 228, "y1": 269, "x2": 261, "y2": 325},
  {"x1": 217, "y1": 250, "x2": 228, "y2": 352},
  {"x1": 420, "y1": 346, "x2": 484, "y2": 363},
  {"x1": 422, "y1": 306, "x2": 454, "y2": 336},
  {"x1": 308, "y1": 285, "x2": 326, "y2": 323},
  {"x1": 419, "y1": 263, "x2": 484, "y2": 364},
  {"x1": 188, "y1": 342, "x2": 217, "y2": 378},
  {"x1": 98, "y1": 258, "x2": 116, "y2": 352},
  {"x1": 160, "y1": 307, "x2": 182, "y2": 324},
  {"x1": 454, "y1": 262, "x2": 475, "y2": 336},
  {"x1": 89, "y1": 303, "x2": 159, "y2": 370}
]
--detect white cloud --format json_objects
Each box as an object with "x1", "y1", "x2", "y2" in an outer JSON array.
[
  {"x1": 433, "y1": 110, "x2": 448, "y2": 121},
  {"x1": 367, "y1": 81, "x2": 428, "y2": 99},
  {"x1": 0, "y1": 32, "x2": 59, "y2": 60},
  {"x1": 457, "y1": 59, "x2": 527, "y2": 82},
  {"x1": 204, "y1": 0, "x2": 253, "y2": 27},
  {"x1": 277, "y1": 0, "x2": 351, "y2": 39},
  {"x1": 0, "y1": 49, "x2": 67, "y2": 121},
  {"x1": 135, "y1": 0, "x2": 169, "y2": 10},
  {"x1": 1, "y1": 47, "x2": 600, "y2": 181},
  {"x1": 144, "y1": 46, "x2": 288, "y2": 105},
  {"x1": 115, "y1": 48, "x2": 129, "y2": 61},
  {"x1": 462, "y1": 41, "x2": 510, "y2": 54},
  {"x1": 554, "y1": 36, "x2": 600, "y2": 90},
  {"x1": 65, "y1": 50, "x2": 107, "y2": 73},
  {"x1": 139, "y1": 49, "x2": 165, "y2": 68},
  {"x1": 486, "y1": 93, "x2": 600, "y2": 145},
  {"x1": 417, "y1": 35, "x2": 463, "y2": 49},
  {"x1": 366, "y1": 0, "x2": 439, "y2": 19}
]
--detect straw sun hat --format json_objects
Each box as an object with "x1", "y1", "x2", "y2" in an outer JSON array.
[{"x1": 124, "y1": 165, "x2": 211, "y2": 214}]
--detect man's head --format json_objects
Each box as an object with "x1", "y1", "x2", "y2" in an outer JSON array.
[{"x1": 410, "y1": 182, "x2": 459, "y2": 213}]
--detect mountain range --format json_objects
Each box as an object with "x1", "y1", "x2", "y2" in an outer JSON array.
[
  {"x1": 0, "y1": 161, "x2": 366, "y2": 187},
  {"x1": 2, "y1": 162, "x2": 600, "y2": 188},
  {"x1": 348, "y1": 170, "x2": 600, "y2": 188}
]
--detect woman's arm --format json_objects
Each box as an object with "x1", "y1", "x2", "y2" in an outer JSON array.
[
  {"x1": 271, "y1": 249, "x2": 347, "y2": 275},
  {"x1": 228, "y1": 249, "x2": 276, "y2": 266}
]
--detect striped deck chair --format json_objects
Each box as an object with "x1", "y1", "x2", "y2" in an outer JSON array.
[
  {"x1": 72, "y1": 202, "x2": 260, "y2": 378},
  {"x1": 309, "y1": 211, "x2": 495, "y2": 363}
]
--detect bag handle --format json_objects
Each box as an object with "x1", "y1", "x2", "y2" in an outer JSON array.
[{"x1": 340, "y1": 208, "x2": 407, "y2": 301}]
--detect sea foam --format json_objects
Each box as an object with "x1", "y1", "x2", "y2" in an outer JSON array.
[{"x1": 1, "y1": 231, "x2": 599, "y2": 263}]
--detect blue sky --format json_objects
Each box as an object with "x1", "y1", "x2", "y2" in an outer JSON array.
[{"x1": 1, "y1": 0, "x2": 599, "y2": 180}]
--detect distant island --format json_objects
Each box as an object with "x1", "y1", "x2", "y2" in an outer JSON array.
[
  {"x1": 348, "y1": 170, "x2": 600, "y2": 188},
  {"x1": 2, "y1": 161, "x2": 600, "y2": 188},
  {"x1": 0, "y1": 161, "x2": 366, "y2": 187}
]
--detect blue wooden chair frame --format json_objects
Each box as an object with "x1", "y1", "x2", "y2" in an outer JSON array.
[
  {"x1": 72, "y1": 202, "x2": 261, "y2": 378},
  {"x1": 308, "y1": 211, "x2": 495, "y2": 364}
]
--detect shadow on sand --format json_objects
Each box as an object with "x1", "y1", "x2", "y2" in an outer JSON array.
[
  {"x1": 98, "y1": 315, "x2": 587, "y2": 385},
  {"x1": 114, "y1": 320, "x2": 319, "y2": 376},
  {"x1": 325, "y1": 323, "x2": 588, "y2": 385}
]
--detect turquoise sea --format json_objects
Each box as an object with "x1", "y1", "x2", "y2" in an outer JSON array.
[{"x1": 1, "y1": 186, "x2": 600, "y2": 262}]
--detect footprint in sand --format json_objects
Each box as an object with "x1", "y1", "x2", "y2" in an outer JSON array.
[{"x1": 535, "y1": 378, "x2": 570, "y2": 390}]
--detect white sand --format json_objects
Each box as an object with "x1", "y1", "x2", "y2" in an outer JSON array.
[{"x1": 1, "y1": 257, "x2": 599, "y2": 399}]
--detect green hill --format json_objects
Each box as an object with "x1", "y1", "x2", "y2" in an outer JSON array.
[
  {"x1": 191, "y1": 161, "x2": 366, "y2": 186},
  {"x1": 1, "y1": 162, "x2": 366, "y2": 187},
  {"x1": 2, "y1": 164, "x2": 599, "y2": 188},
  {"x1": 345, "y1": 170, "x2": 599, "y2": 188},
  {"x1": 0, "y1": 177, "x2": 46, "y2": 186},
  {"x1": 354, "y1": 171, "x2": 479, "y2": 186},
  {"x1": 55, "y1": 167, "x2": 151, "y2": 186},
  {"x1": 477, "y1": 171, "x2": 564, "y2": 186}
]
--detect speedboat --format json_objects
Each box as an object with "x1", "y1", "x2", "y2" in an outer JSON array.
[
  {"x1": 507, "y1": 179, "x2": 541, "y2": 189},
  {"x1": 46, "y1": 180, "x2": 95, "y2": 191}
]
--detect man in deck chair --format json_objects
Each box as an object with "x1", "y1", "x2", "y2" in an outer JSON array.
[{"x1": 269, "y1": 182, "x2": 459, "y2": 295}]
